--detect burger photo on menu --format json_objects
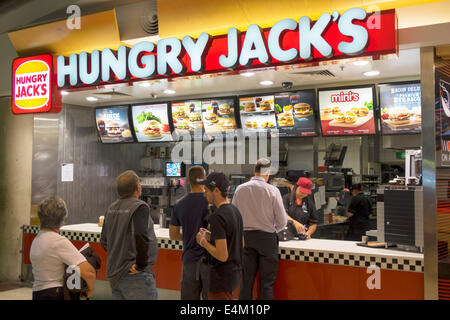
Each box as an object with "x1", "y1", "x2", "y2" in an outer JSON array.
[
  {"x1": 277, "y1": 112, "x2": 295, "y2": 127},
  {"x1": 218, "y1": 103, "x2": 233, "y2": 116},
  {"x1": 259, "y1": 100, "x2": 272, "y2": 111},
  {"x1": 294, "y1": 103, "x2": 312, "y2": 118},
  {"x1": 132, "y1": 104, "x2": 172, "y2": 142},
  {"x1": 318, "y1": 86, "x2": 376, "y2": 136},
  {"x1": 243, "y1": 102, "x2": 256, "y2": 112},
  {"x1": 106, "y1": 122, "x2": 123, "y2": 137}
]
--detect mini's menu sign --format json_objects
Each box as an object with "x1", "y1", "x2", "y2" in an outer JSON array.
[
  {"x1": 131, "y1": 104, "x2": 172, "y2": 142},
  {"x1": 171, "y1": 100, "x2": 203, "y2": 139},
  {"x1": 202, "y1": 98, "x2": 237, "y2": 137},
  {"x1": 318, "y1": 86, "x2": 376, "y2": 136},
  {"x1": 96, "y1": 106, "x2": 134, "y2": 143},
  {"x1": 379, "y1": 82, "x2": 421, "y2": 134}
]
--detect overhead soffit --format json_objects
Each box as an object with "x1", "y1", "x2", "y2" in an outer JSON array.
[
  {"x1": 437, "y1": 46, "x2": 450, "y2": 59},
  {"x1": 8, "y1": 9, "x2": 122, "y2": 56},
  {"x1": 157, "y1": 0, "x2": 447, "y2": 38}
]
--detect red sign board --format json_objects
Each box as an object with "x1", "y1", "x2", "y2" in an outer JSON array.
[{"x1": 12, "y1": 54, "x2": 61, "y2": 114}]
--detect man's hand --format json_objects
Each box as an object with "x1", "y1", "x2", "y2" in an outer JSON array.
[
  {"x1": 128, "y1": 264, "x2": 141, "y2": 275},
  {"x1": 196, "y1": 230, "x2": 206, "y2": 247},
  {"x1": 199, "y1": 228, "x2": 211, "y2": 241}
]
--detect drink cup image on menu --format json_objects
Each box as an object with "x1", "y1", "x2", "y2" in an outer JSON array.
[
  {"x1": 318, "y1": 87, "x2": 376, "y2": 136},
  {"x1": 132, "y1": 104, "x2": 172, "y2": 142}
]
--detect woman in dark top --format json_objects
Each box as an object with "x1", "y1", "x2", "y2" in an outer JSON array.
[{"x1": 282, "y1": 177, "x2": 318, "y2": 239}]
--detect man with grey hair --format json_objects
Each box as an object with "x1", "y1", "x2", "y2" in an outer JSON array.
[
  {"x1": 30, "y1": 196, "x2": 96, "y2": 300},
  {"x1": 101, "y1": 170, "x2": 158, "y2": 300},
  {"x1": 232, "y1": 158, "x2": 287, "y2": 300}
]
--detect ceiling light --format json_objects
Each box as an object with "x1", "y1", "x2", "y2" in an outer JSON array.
[
  {"x1": 259, "y1": 80, "x2": 273, "y2": 86},
  {"x1": 60, "y1": 90, "x2": 69, "y2": 95},
  {"x1": 164, "y1": 89, "x2": 176, "y2": 94},
  {"x1": 240, "y1": 71, "x2": 255, "y2": 77},
  {"x1": 363, "y1": 70, "x2": 380, "y2": 77},
  {"x1": 86, "y1": 96, "x2": 98, "y2": 102},
  {"x1": 353, "y1": 60, "x2": 369, "y2": 66}
]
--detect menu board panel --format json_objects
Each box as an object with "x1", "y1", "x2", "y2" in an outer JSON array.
[
  {"x1": 379, "y1": 82, "x2": 421, "y2": 134},
  {"x1": 131, "y1": 104, "x2": 173, "y2": 142},
  {"x1": 239, "y1": 95, "x2": 278, "y2": 134},
  {"x1": 202, "y1": 98, "x2": 238, "y2": 138},
  {"x1": 171, "y1": 100, "x2": 203, "y2": 139},
  {"x1": 318, "y1": 86, "x2": 376, "y2": 136},
  {"x1": 95, "y1": 106, "x2": 134, "y2": 143},
  {"x1": 273, "y1": 90, "x2": 316, "y2": 137}
]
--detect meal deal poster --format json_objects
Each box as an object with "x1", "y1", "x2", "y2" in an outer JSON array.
[
  {"x1": 95, "y1": 106, "x2": 134, "y2": 143},
  {"x1": 171, "y1": 100, "x2": 203, "y2": 139},
  {"x1": 318, "y1": 86, "x2": 376, "y2": 136},
  {"x1": 202, "y1": 98, "x2": 237, "y2": 137},
  {"x1": 379, "y1": 82, "x2": 421, "y2": 134},
  {"x1": 131, "y1": 104, "x2": 172, "y2": 142},
  {"x1": 273, "y1": 90, "x2": 316, "y2": 137}
]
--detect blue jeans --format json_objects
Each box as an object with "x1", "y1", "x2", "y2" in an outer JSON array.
[{"x1": 112, "y1": 272, "x2": 158, "y2": 300}]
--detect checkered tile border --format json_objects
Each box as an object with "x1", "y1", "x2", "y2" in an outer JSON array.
[
  {"x1": 23, "y1": 225, "x2": 100, "y2": 242},
  {"x1": 158, "y1": 238, "x2": 183, "y2": 250},
  {"x1": 279, "y1": 249, "x2": 424, "y2": 273},
  {"x1": 23, "y1": 225, "x2": 423, "y2": 272}
]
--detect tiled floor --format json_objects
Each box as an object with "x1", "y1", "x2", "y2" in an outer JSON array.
[{"x1": 0, "y1": 281, "x2": 180, "y2": 300}]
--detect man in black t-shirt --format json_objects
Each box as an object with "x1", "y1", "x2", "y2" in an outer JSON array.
[
  {"x1": 345, "y1": 184, "x2": 371, "y2": 241},
  {"x1": 196, "y1": 172, "x2": 244, "y2": 300},
  {"x1": 170, "y1": 166, "x2": 210, "y2": 300}
]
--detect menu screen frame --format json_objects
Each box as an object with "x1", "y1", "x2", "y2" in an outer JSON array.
[
  {"x1": 130, "y1": 102, "x2": 174, "y2": 143},
  {"x1": 317, "y1": 84, "x2": 378, "y2": 137},
  {"x1": 201, "y1": 95, "x2": 241, "y2": 141},
  {"x1": 378, "y1": 80, "x2": 421, "y2": 136},
  {"x1": 94, "y1": 105, "x2": 136, "y2": 144},
  {"x1": 238, "y1": 89, "x2": 318, "y2": 139}
]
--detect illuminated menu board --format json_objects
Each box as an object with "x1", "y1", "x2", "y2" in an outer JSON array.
[
  {"x1": 171, "y1": 100, "x2": 203, "y2": 140},
  {"x1": 318, "y1": 86, "x2": 376, "y2": 136},
  {"x1": 131, "y1": 104, "x2": 173, "y2": 142},
  {"x1": 202, "y1": 98, "x2": 238, "y2": 138},
  {"x1": 239, "y1": 91, "x2": 317, "y2": 137},
  {"x1": 95, "y1": 106, "x2": 134, "y2": 143},
  {"x1": 379, "y1": 82, "x2": 421, "y2": 134}
]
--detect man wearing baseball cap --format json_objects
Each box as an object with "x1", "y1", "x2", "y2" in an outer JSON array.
[
  {"x1": 232, "y1": 158, "x2": 287, "y2": 300},
  {"x1": 195, "y1": 172, "x2": 244, "y2": 300},
  {"x1": 282, "y1": 177, "x2": 318, "y2": 239}
]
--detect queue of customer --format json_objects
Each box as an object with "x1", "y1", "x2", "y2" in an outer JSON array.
[{"x1": 30, "y1": 161, "x2": 355, "y2": 300}]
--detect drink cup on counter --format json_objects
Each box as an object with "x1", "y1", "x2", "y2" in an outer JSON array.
[
  {"x1": 98, "y1": 216, "x2": 104, "y2": 227},
  {"x1": 362, "y1": 235, "x2": 368, "y2": 244}
]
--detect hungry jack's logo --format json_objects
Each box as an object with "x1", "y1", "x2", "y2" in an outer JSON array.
[{"x1": 12, "y1": 54, "x2": 61, "y2": 114}]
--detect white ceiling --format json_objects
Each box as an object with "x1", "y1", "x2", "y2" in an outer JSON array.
[{"x1": 62, "y1": 48, "x2": 420, "y2": 107}]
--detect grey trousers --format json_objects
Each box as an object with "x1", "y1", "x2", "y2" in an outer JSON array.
[{"x1": 180, "y1": 260, "x2": 210, "y2": 300}]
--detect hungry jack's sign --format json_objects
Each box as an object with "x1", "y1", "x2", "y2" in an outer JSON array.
[{"x1": 57, "y1": 8, "x2": 397, "y2": 88}]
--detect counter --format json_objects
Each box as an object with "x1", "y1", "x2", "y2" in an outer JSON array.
[{"x1": 22, "y1": 224, "x2": 424, "y2": 299}]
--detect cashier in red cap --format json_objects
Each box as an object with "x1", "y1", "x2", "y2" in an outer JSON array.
[{"x1": 282, "y1": 177, "x2": 318, "y2": 239}]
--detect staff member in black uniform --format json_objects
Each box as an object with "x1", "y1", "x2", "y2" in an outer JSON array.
[
  {"x1": 282, "y1": 177, "x2": 318, "y2": 239},
  {"x1": 345, "y1": 183, "x2": 371, "y2": 241}
]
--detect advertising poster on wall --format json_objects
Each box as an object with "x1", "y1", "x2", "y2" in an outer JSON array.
[
  {"x1": 379, "y1": 82, "x2": 421, "y2": 134},
  {"x1": 131, "y1": 104, "x2": 173, "y2": 142},
  {"x1": 95, "y1": 106, "x2": 134, "y2": 143},
  {"x1": 318, "y1": 86, "x2": 376, "y2": 136},
  {"x1": 436, "y1": 57, "x2": 450, "y2": 166}
]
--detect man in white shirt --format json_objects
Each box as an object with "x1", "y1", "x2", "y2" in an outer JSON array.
[{"x1": 232, "y1": 158, "x2": 287, "y2": 300}]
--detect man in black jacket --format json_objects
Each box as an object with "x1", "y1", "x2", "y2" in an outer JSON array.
[{"x1": 100, "y1": 170, "x2": 158, "y2": 300}]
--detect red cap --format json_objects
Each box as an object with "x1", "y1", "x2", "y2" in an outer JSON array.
[{"x1": 297, "y1": 177, "x2": 312, "y2": 195}]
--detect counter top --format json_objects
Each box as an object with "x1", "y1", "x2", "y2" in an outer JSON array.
[{"x1": 23, "y1": 224, "x2": 424, "y2": 273}]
